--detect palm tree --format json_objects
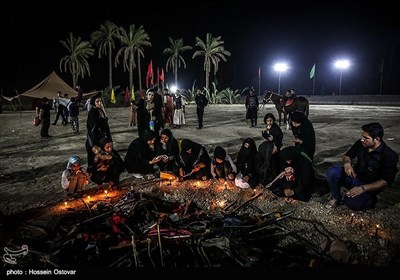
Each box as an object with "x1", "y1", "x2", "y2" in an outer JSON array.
[
  {"x1": 192, "y1": 33, "x2": 231, "y2": 91},
  {"x1": 59, "y1": 32, "x2": 94, "y2": 88},
  {"x1": 90, "y1": 20, "x2": 120, "y2": 91},
  {"x1": 163, "y1": 38, "x2": 192, "y2": 86},
  {"x1": 115, "y1": 25, "x2": 151, "y2": 92}
]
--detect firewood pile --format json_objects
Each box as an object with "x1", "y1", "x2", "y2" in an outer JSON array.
[{"x1": 2, "y1": 177, "x2": 400, "y2": 268}]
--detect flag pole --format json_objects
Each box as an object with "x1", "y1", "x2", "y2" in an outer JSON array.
[
  {"x1": 312, "y1": 74, "x2": 315, "y2": 96},
  {"x1": 379, "y1": 58, "x2": 384, "y2": 95},
  {"x1": 258, "y1": 66, "x2": 261, "y2": 96}
]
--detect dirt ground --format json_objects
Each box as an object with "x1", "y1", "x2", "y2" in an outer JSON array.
[{"x1": 1, "y1": 104, "x2": 400, "y2": 268}]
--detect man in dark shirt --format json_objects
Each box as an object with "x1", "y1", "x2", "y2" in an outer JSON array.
[
  {"x1": 36, "y1": 97, "x2": 52, "y2": 138},
  {"x1": 326, "y1": 122, "x2": 398, "y2": 211},
  {"x1": 195, "y1": 89, "x2": 208, "y2": 129}
]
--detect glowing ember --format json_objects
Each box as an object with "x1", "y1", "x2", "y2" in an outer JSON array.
[{"x1": 218, "y1": 200, "x2": 226, "y2": 208}]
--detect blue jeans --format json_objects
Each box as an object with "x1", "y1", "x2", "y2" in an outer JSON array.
[{"x1": 326, "y1": 166, "x2": 377, "y2": 211}]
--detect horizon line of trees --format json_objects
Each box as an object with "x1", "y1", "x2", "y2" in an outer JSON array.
[{"x1": 59, "y1": 20, "x2": 231, "y2": 99}]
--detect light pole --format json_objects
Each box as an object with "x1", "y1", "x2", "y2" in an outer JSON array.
[
  {"x1": 273, "y1": 63, "x2": 288, "y2": 94},
  {"x1": 334, "y1": 59, "x2": 350, "y2": 95}
]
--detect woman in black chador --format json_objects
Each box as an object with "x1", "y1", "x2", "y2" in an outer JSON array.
[
  {"x1": 178, "y1": 139, "x2": 211, "y2": 181},
  {"x1": 235, "y1": 138, "x2": 258, "y2": 188},
  {"x1": 156, "y1": 128, "x2": 180, "y2": 175},
  {"x1": 85, "y1": 95, "x2": 112, "y2": 168},
  {"x1": 124, "y1": 130, "x2": 161, "y2": 175},
  {"x1": 268, "y1": 146, "x2": 315, "y2": 202}
]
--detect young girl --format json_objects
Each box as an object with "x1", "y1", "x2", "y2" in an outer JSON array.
[
  {"x1": 61, "y1": 156, "x2": 89, "y2": 194},
  {"x1": 92, "y1": 145, "x2": 112, "y2": 172}
]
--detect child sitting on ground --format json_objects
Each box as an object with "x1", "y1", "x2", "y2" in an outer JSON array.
[
  {"x1": 61, "y1": 156, "x2": 89, "y2": 194},
  {"x1": 92, "y1": 145, "x2": 112, "y2": 172}
]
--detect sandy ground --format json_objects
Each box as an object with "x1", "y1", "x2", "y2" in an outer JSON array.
[
  {"x1": 1, "y1": 104, "x2": 400, "y2": 268},
  {"x1": 1, "y1": 104, "x2": 399, "y2": 216}
]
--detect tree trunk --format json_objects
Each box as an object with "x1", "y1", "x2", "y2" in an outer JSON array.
[
  {"x1": 174, "y1": 57, "x2": 178, "y2": 86},
  {"x1": 108, "y1": 44, "x2": 113, "y2": 90},
  {"x1": 129, "y1": 56, "x2": 134, "y2": 91},
  {"x1": 137, "y1": 50, "x2": 142, "y2": 92}
]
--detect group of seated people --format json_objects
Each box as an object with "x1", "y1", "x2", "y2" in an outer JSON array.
[
  {"x1": 61, "y1": 110, "x2": 314, "y2": 204},
  {"x1": 61, "y1": 108, "x2": 398, "y2": 213},
  {"x1": 122, "y1": 113, "x2": 315, "y2": 203}
]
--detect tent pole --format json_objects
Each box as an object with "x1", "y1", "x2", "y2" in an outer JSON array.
[{"x1": 15, "y1": 90, "x2": 22, "y2": 118}]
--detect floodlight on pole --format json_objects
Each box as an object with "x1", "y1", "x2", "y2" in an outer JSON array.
[
  {"x1": 170, "y1": 85, "x2": 178, "y2": 94},
  {"x1": 273, "y1": 63, "x2": 288, "y2": 94},
  {"x1": 334, "y1": 59, "x2": 350, "y2": 95}
]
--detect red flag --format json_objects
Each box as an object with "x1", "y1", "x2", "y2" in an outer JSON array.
[
  {"x1": 146, "y1": 60, "x2": 153, "y2": 88},
  {"x1": 124, "y1": 86, "x2": 130, "y2": 104},
  {"x1": 159, "y1": 68, "x2": 165, "y2": 82},
  {"x1": 157, "y1": 67, "x2": 160, "y2": 87}
]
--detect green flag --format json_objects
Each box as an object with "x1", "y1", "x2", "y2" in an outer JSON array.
[{"x1": 310, "y1": 64, "x2": 316, "y2": 79}]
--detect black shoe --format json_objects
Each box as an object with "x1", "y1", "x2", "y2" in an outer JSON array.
[{"x1": 51, "y1": 123, "x2": 56, "y2": 125}]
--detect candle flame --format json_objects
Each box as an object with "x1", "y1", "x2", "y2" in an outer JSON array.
[
  {"x1": 105, "y1": 190, "x2": 108, "y2": 194},
  {"x1": 376, "y1": 224, "x2": 380, "y2": 229},
  {"x1": 351, "y1": 213, "x2": 355, "y2": 217},
  {"x1": 64, "y1": 202, "x2": 68, "y2": 206},
  {"x1": 218, "y1": 200, "x2": 226, "y2": 208}
]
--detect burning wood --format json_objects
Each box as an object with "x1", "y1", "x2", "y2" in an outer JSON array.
[{"x1": 2, "y1": 176, "x2": 397, "y2": 268}]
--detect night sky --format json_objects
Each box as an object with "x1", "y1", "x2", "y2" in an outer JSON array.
[{"x1": 1, "y1": 0, "x2": 399, "y2": 96}]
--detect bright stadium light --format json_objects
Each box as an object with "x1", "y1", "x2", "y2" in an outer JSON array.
[
  {"x1": 334, "y1": 59, "x2": 350, "y2": 95},
  {"x1": 273, "y1": 63, "x2": 289, "y2": 94},
  {"x1": 170, "y1": 85, "x2": 178, "y2": 94}
]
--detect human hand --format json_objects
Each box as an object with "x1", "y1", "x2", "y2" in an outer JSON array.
[
  {"x1": 284, "y1": 188, "x2": 295, "y2": 197},
  {"x1": 345, "y1": 186, "x2": 364, "y2": 198},
  {"x1": 344, "y1": 163, "x2": 357, "y2": 178},
  {"x1": 293, "y1": 138, "x2": 303, "y2": 144},
  {"x1": 161, "y1": 155, "x2": 169, "y2": 162}
]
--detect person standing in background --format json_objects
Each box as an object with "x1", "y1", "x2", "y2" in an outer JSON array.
[
  {"x1": 36, "y1": 97, "x2": 52, "y2": 139},
  {"x1": 52, "y1": 91, "x2": 68, "y2": 125},
  {"x1": 195, "y1": 89, "x2": 208, "y2": 129},
  {"x1": 245, "y1": 87, "x2": 259, "y2": 127}
]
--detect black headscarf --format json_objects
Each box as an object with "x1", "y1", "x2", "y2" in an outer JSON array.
[
  {"x1": 181, "y1": 139, "x2": 196, "y2": 153},
  {"x1": 280, "y1": 146, "x2": 300, "y2": 161},
  {"x1": 289, "y1": 111, "x2": 307, "y2": 123},
  {"x1": 236, "y1": 138, "x2": 257, "y2": 174},
  {"x1": 140, "y1": 130, "x2": 158, "y2": 144},
  {"x1": 213, "y1": 146, "x2": 226, "y2": 160}
]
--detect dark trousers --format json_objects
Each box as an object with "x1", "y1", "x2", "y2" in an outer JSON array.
[
  {"x1": 40, "y1": 117, "x2": 50, "y2": 137},
  {"x1": 326, "y1": 165, "x2": 377, "y2": 211},
  {"x1": 197, "y1": 107, "x2": 204, "y2": 128},
  {"x1": 54, "y1": 106, "x2": 67, "y2": 124}
]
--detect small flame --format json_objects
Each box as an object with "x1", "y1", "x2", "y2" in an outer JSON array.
[{"x1": 218, "y1": 200, "x2": 226, "y2": 208}]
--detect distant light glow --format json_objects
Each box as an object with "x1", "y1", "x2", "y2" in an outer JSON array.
[
  {"x1": 170, "y1": 85, "x2": 178, "y2": 93},
  {"x1": 334, "y1": 59, "x2": 350, "y2": 69},
  {"x1": 273, "y1": 63, "x2": 289, "y2": 73}
]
